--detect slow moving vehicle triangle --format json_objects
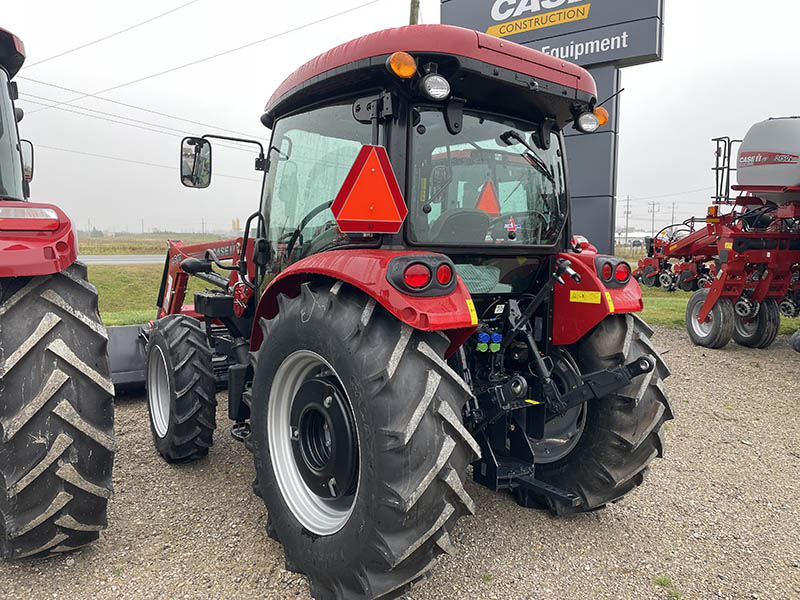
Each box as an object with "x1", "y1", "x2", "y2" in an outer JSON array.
[{"x1": 332, "y1": 145, "x2": 407, "y2": 233}]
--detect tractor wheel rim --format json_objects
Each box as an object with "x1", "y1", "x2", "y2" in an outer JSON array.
[
  {"x1": 532, "y1": 349, "x2": 586, "y2": 464},
  {"x1": 690, "y1": 300, "x2": 713, "y2": 337},
  {"x1": 269, "y1": 350, "x2": 359, "y2": 536},
  {"x1": 147, "y1": 345, "x2": 171, "y2": 438}
]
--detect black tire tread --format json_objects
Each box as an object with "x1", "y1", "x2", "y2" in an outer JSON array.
[
  {"x1": 532, "y1": 314, "x2": 672, "y2": 516},
  {"x1": 250, "y1": 280, "x2": 479, "y2": 600},
  {"x1": 0, "y1": 262, "x2": 114, "y2": 559},
  {"x1": 146, "y1": 315, "x2": 216, "y2": 463}
]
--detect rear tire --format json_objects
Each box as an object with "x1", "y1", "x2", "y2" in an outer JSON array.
[
  {"x1": 685, "y1": 288, "x2": 735, "y2": 348},
  {"x1": 792, "y1": 330, "x2": 800, "y2": 353},
  {"x1": 0, "y1": 262, "x2": 115, "y2": 558},
  {"x1": 145, "y1": 315, "x2": 216, "y2": 463},
  {"x1": 517, "y1": 315, "x2": 672, "y2": 515},
  {"x1": 249, "y1": 280, "x2": 479, "y2": 600},
  {"x1": 732, "y1": 299, "x2": 781, "y2": 349}
]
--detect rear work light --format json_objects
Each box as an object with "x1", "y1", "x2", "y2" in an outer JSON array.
[
  {"x1": 615, "y1": 262, "x2": 631, "y2": 282},
  {"x1": 420, "y1": 74, "x2": 450, "y2": 101},
  {"x1": 575, "y1": 111, "x2": 600, "y2": 133},
  {"x1": 403, "y1": 264, "x2": 431, "y2": 288},
  {"x1": 0, "y1": 206, "x2": 60, "y2": 231}
]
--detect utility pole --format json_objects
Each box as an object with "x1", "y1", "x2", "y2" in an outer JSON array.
[
  {"x1": 648, "y1": 201, "x2": 660, "y2": 238},
  {"x1": 409, "y1": 0, "x2": 420, "y2": 24},
  {"x1": 624, "y1": 195, "x2": 631, "y2": 247},
  {"x1": 141, "y1": 218, "x2": 144, "y2": 234}
]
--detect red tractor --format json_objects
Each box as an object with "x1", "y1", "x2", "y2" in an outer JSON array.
[
  {"x1": 146, "y1": 25, "x2": 671, "y2": 599},
  {"x1": 0, "y1": 28, "x2": 114, "y2": 559}
]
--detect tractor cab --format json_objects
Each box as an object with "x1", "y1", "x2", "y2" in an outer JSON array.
[
  {"x1": 162, "y1": 25, "x2": 670, "y2": 600},
  {"x1": 0, "y1": 27, "x2": 29, "y2": 202}
]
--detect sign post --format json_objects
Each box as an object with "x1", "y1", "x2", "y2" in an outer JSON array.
[{"x1": 441, "y1": 0, "x2": 665, "y2": 253}]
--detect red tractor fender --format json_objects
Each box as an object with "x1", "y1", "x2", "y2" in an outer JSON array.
[
  {"x1": 0, "y1": 201, "x2": 77, "y2": 277},
  {"x1": 251, "y1": 249, "x2": 477, "y2": 357},
  {"x1": 552, "y1": 251, "x2": 643, "y2": 346}
]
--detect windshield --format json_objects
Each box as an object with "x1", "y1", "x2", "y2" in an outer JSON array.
[
  {"x1": 0, "y1": 69, "x2": 24, "y2": 201},
  {"x1": 409, "y1": 108, "x2": 567, "y2": 247}
]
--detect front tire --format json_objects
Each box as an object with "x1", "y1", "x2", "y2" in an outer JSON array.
[
  {"x1": 792, "y1": 330, "x2": 800, "y2": 353},
  {"x1": 685, "y1": 288, "x2": 735, "y2": 348},
  {"x1": 519, "y1": 315, "x2": 672, "y2": 515},
  {"x1": 249, "y1": 281, "x2": 480, "y2": 600},
  {"x1": 145, "y1": 315, "x2": 216, "y2": 462},
  {"x1": 0, "y1": 263, "x2": 114, "y2": 558},
  {"x1": 732, "y1": 299, "x2": 780, "y2": 349}
]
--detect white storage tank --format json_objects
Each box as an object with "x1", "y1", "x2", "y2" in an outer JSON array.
[{"x1": 737, "y1": 117, "x2": 800, "y2": 205}]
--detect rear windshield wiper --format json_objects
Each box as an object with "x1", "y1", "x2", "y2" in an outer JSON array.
[{"x1": 500, "y1": 130, "x2": 554, "y2": 184}]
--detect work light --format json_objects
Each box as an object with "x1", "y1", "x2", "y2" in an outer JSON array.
[
  {"x1": 420, "y1": 74, "x2": 451, "y2": 101},
  {"x1": 575, "y1": 111, "x2": 600, "y2": 133}
]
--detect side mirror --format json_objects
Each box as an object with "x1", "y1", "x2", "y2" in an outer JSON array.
[
  {"x1": 180, "y1": 137, "x2": 212, "y2": 189},
  {"x1": 20, "y1": 139, "x2": 33, "y2": 182}
]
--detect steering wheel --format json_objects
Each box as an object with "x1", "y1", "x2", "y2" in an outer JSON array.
[
  {"x1": 285, "y1": 200, "x2": 333, "y2": 261},
  {"x1": 488, "y1": 210, "x2": 548, "y2": 241}
]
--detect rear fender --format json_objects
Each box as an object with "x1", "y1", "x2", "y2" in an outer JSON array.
[
  {"x1": 553, "y1": 251, "x2": 643, "y2": 345},
  {"x1": 251, "y1": 249, "x2": 477, "y2": 357},
  {"x1": 0, "y1": 201, "x2": 77, "y2": 277}
]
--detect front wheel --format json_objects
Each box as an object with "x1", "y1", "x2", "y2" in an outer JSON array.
[
  {"x1": 518, "y1": 315, "x2": 672, "y2": 515},
  {"x1": 249, "y1": 281, "x2": 480, "y2": 600},
  {"x1": 145, "y1": 315, "x2": 216, "y2": 462},
  {"x1": 792, "y1": 330, "x2": 800, "y2": 353},
  {"x1": 732, "y1": 299, "x2": 781, "y2": 349}
]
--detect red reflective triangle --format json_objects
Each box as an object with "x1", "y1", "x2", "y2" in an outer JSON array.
[
  {"x1": 475, "y1": 181, "x2": 500, "y2": 217},
  {"x1": 331, "y1": 145, "x2": 407, "y2": 234}
]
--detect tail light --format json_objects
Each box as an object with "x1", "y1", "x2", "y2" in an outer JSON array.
[
  {"x1": 403, "y1": 264, "x2": 431, "y2": 288},
  {"x1": 601, "y1": 262, "x2": 613, "y2": 281},
  {"x1": 436, "y1": 264, "x2": 453, "y2": 285},
  {"x1": 615, "y1": 262, "x2": 631, "y2": 283},
  {"x1": 0, "y1": 206, "x2": 60, "y2": 231}
]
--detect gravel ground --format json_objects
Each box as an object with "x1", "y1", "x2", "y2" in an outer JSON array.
[{"x1": 1, "y1": 327, "x2": 798, "y2": 600}]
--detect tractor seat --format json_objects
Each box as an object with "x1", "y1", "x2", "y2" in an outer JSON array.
[{"x1": 429, "y1": 209, "x2": 490, "y2": 243}]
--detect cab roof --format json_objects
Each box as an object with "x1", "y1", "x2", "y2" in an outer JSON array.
[
  {"x1": 0, "y1": 27, "x2": 25, "y2": 78},
  {"x1": 263, "y1": 24, "x2": 597, "y2": 126}
]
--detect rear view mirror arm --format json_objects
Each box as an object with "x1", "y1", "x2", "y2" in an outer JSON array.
[{"x1": 202, "y1": 134, "x2": 267, "y2": 172}]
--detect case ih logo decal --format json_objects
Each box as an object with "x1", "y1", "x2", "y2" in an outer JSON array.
[
  {"x1": 332, "y1": 145, "x2": 407, "y2": 234},
  {"x1": 488, "y1": 0, "x2": 590, "y2": 38},
  {"x1": 738, "y1": 152, "x2": 799, "y2": 168}
]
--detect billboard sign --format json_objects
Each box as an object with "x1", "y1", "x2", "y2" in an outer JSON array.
[{"x1": 441, "y1": 0, "x2": 664, "y2": 67}]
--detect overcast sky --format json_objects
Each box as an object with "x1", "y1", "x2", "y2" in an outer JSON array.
[{"x1": 4, "y1": 0, "x2": 800, "y2": 235}]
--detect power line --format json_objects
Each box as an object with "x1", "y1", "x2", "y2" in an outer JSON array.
[
  {"x1": 23, "y1": 0, "x2": 202, "y2": 70},
  {"x1": 17, "y1": 76, "x2": 256, "y2": 138},
  {"x1": 627, "y1": 186, "x2": 714, "y2": 202},
  {"x1": 26, "y1": 0, "x2": 385, "y2": 115},
  {"x1": 19, "y1": 94, "x2": 257, "y2": 154},
  {"x1": 36, "y1": 144, "x2": 261, "y2": 182}
]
